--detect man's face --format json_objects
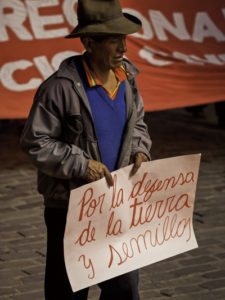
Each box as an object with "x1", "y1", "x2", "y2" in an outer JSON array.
[{"x1": 89, "y1": 35, "x2": 127, "y2": 70}]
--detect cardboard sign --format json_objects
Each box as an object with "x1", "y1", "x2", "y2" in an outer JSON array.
[{"x1": 64, "y1": 154, "x2": 201, "y2": 292}]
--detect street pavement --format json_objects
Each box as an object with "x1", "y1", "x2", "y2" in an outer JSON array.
[{"x1": 0, "y1": 105, "x2": 225, "y2": 300}]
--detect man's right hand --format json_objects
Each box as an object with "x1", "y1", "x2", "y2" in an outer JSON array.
[{"x1": 85, "y1": 160, "x2": 113, "y2": 187}]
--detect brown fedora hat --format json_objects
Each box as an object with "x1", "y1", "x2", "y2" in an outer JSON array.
[{"x1": 65, "y1": 0, "x2": 142, "y2": 38}]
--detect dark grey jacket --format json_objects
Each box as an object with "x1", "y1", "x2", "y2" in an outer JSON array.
[{"x1": 20, "y1": 55, "x2": 152, "y2": 208}]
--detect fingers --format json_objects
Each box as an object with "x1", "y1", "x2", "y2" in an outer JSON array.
[
  {"x1": 104, "y1": 168, "x2": 114, "y2": 187},
  {"x1": 130, "y1": 153, "x2": 148, "y2": 177},
  {"x1": 130, "y1": 157, "x2": 141, "y2": 177},
  {"x1": 85, "y1": 160, "x2": 113, "y2": 187},
  {"x1": 85, "y1": 153, "x2": 148, "y2": 186}
]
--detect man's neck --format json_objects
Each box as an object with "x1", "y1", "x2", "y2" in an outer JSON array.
[{"x1": 85, "y1": 53, "x2": 114, "y2": 84}]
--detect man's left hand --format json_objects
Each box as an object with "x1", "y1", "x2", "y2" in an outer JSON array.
[{"x1": 130, "y1": 152, "x2": 148, "y2": 177}]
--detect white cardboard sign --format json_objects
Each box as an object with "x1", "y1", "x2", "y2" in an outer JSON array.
[{"x1": 64, "y1": 154, "x2": 201, "y2": 292}]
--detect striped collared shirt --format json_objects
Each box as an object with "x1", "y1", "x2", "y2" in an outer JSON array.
[{"x1": 82, "y1": 57, "x2": 129, "y2": 100}]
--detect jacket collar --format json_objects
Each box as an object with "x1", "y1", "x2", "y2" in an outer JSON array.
[
  {"x1": 57, "y1": 54, "x2": 139, "y2": 83},
  {"x1": 57, "y1": 55, "x2": 93, "y2": 116},
  {"x1": 56, "y1": 55, "x2": 139, "y2": 119}
]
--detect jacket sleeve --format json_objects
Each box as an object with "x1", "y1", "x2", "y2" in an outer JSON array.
[
  {"x1": 130, "y1": 78, "x2": 152, "y2": 160},
  {"x1": 20, "y1": 80, "x2": 89, "y2": 180}
]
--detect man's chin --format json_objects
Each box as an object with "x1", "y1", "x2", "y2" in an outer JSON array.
[{"x1": 112, "y1": 62, "x2": 122, "y2": 69}]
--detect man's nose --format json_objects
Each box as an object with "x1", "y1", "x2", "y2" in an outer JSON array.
[{"x1": 119, "y1": 38, "x2": 127, "y2": 53}]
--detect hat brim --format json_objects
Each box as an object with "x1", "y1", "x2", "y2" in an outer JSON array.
[{"x1": 65, "y1": 13, "x2": 141, "y2": 38}]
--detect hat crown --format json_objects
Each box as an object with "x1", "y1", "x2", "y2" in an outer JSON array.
[
  {"x1": 78, "y1": 0, "x2": 123, "y2": 25},
  {"x1": 65, "y1": 0, "x2": 142, "y2": 38}
]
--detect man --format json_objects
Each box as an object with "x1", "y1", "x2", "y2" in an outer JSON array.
[{"x1": 21, "y1": 0, "x2": 152, "y2": 299}]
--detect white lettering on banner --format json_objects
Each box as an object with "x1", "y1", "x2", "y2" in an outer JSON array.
[
  {"x1": 192, "y1": 12, "x2": 225, "y2": 42},
  {"x1": 25, "y1": 0, "x2": 69, "y2": 39},
  {"x1": 0, "y1": 3, "x2": 224, "y2": 42},
  {"x1": 173, "y1": 52, "x2": 204, "y2": 65},
  {"x1": 189, "y1": 54, "x2": 225, "y2": 66},
  {"x1": 0, "y1": 0, "x2": 33, "y2": 41},
  {"x1": 218, "y1": 54, "x2": 225, "y2": 62},
  {"x1": 139, "y1": 46, "x2": 172, "y2": 66},
  {"x1": 33, "y1": 56, "x2": 55, "y2": 79},
  {"x1": 1, "y1": 47, "x2": 224, "y2": 92},
  {"x1": 62, "y1": 0, "x2": 78, "y2": 27},
  {"x1": 0, "y1": 60, "x2": 42, "y2": 91},
  {"x1": 123, "y1": 8, "x2": 153, "y2": 40},
  {"x1": 51, "y1": 50, "x2": 79, "y2": 70},
  {"x1": 139, "y1": 46, "x2": 225, "y2": 66},
  {"x1": 149, "y1": 10, "x2": 191, "y2": 41},
  {"x1": 0, "y1": 50, "x2": 79, "y2": 91}
]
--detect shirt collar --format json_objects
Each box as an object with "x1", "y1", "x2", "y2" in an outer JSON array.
[{"x1": 82, "y1": 55, "x2": 129, "y2": 88}]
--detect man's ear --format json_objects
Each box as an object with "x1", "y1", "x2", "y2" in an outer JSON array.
[{"x1": 81, "y1": 37, "x2": 94, "y2": 53}]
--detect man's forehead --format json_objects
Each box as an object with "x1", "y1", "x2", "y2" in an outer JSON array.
[
  {"x1": 107, "y1": 34, "x2": 126, "y2": 39},
  {"x1": 90, "y1": 34, "x2": 126, "y2": 42},
  {"x1": 107, "y1": 34, "x2": 126, "y2": 38}
]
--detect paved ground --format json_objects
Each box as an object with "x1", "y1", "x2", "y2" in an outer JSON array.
[{"x1": 0, "y1": 105, "x2": 225, "y2": 300}]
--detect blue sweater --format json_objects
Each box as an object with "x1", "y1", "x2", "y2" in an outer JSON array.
[{"x1": 85, "y1": 83, "x2": 126, "y2": 172}]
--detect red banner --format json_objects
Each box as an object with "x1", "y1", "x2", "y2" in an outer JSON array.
[{"x1": 0, "y1": 0, "x2": 225, "y2": 118}]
